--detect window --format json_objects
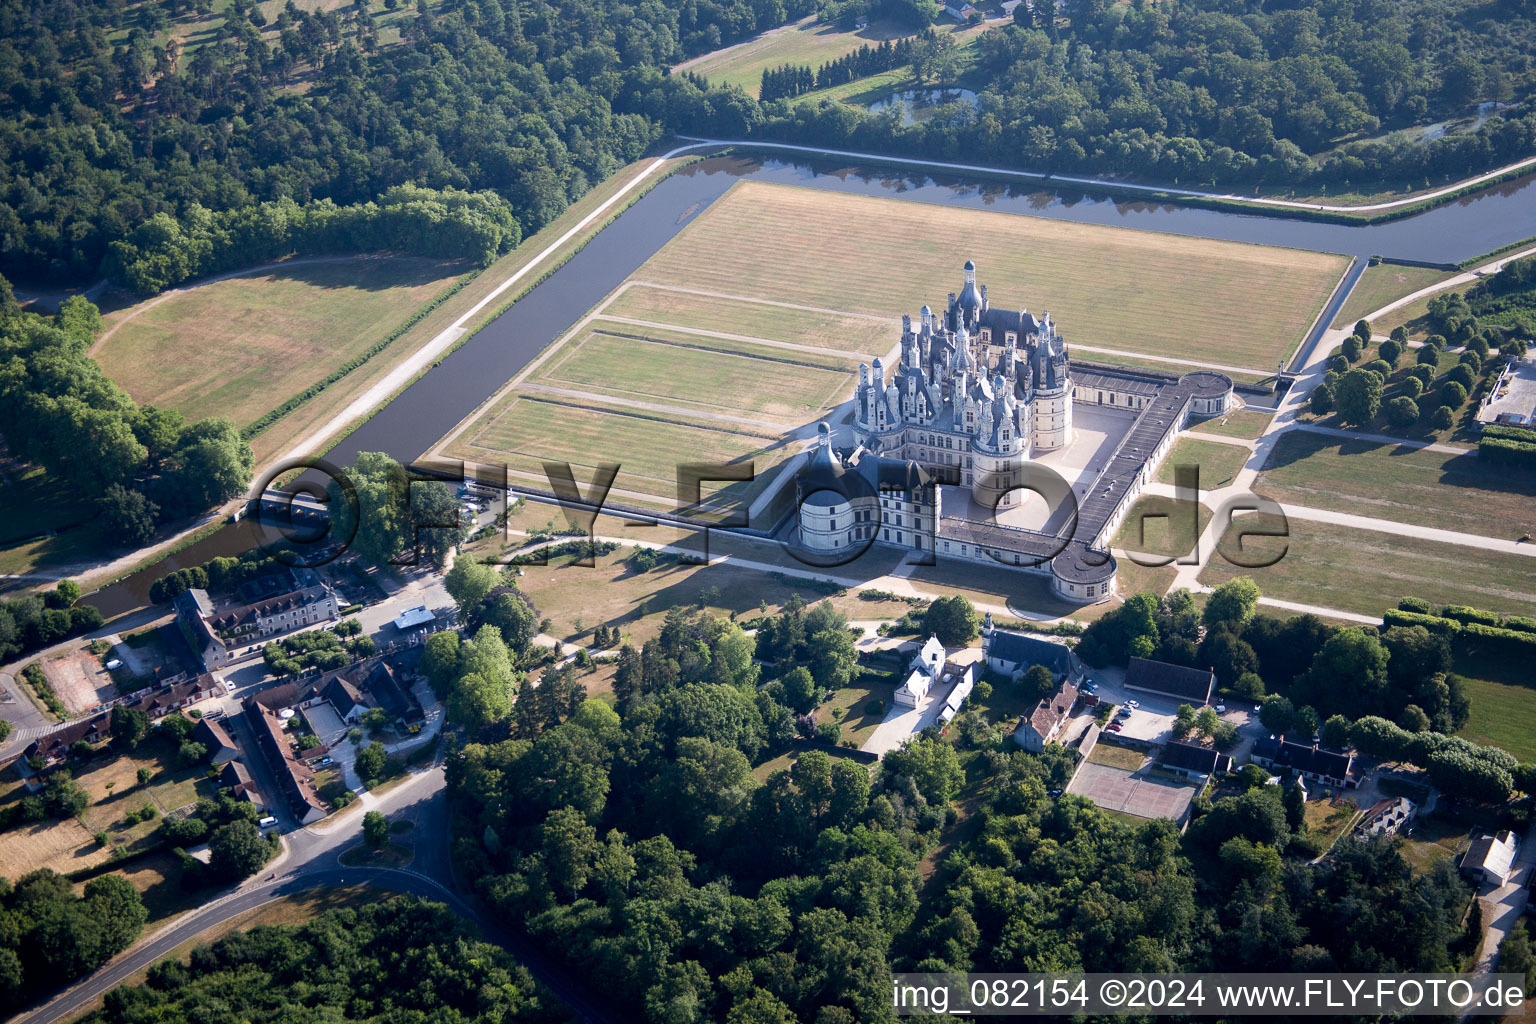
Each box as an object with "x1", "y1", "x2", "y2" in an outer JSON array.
[
  {"x1": 882, "y1": 529, "x2": 889, "y2": 540},
  {"x1": 830, "y1": 519, "x2": 836, "y2": 530}
]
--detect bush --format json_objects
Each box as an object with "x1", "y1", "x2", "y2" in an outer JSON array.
[
  {"x1": 1398, "y1": 597, "x2": 1432, "y2": 613},
  {"x1": 815, "y1": 721, "x2": 841, "y2": 744},
  {"x1": 866, "y1": 699, "x2": 884, "y2": 715}
]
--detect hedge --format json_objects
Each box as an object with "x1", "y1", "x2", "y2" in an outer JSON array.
[
  {"x1": 1441, "y1": 605, "x2": 1502, "y2": 627},
  {"x1": 1479, "y1": 435, "x2": 1536, "y2": 469},
  {"x1": 1381, "y1": 608, "x2": 1462, "y2": 636},
  {"x1": 1397, "y1": 597, "x2": 1432, "y2": 613},
  {"x1": 1482, "y1": 423, "x2": 1536, "y2": 444}
]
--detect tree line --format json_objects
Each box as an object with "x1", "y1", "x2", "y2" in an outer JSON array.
[
  {"x1": 80, "y1": 897, "x2": 568, "y2": 1024},
  {"x1": 0, "y1": 283, "x2": 256, "y2": 550},
  {"x1": 759, "y1": 36, "x2": 926, "y2": 100}
]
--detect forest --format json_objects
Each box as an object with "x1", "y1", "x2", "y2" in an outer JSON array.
[
  {"x1": 444, "y1": 589, "x2": 1484, "y2": 1024},
  {"x1": 7, "y1": 0, "x2": 1536, "y2": 291},
  {"x1": 81, "y1": 897, "x2": 570, "y2": 1023}
]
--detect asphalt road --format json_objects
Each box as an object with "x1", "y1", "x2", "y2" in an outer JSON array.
[{"x1": 5, "y1": 765, "x2": 619, "y2": 1024}]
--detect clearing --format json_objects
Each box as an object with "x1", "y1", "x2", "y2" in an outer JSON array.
[
  {"x1": 1156, "y1": 438, "x2": 1252, "y2": 487},
  {"x1": 1192, "y1": 408, "x2": 1276, "y2": 440}
]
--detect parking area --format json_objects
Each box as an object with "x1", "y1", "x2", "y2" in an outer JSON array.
[{"x1": 1067, "y1": 760, "x2": 1200, "y2": 824}]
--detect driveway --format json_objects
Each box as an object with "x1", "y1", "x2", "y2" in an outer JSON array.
[{"x1": 861, "y1": 696, "x2": 946, "y2": 757}]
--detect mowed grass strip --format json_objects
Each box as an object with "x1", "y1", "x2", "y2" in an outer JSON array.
[
  {"x1": 635, "y1": 181, "x2": 1350, "y2": 371},
  {"x1": 1156, "y1": 438, "x2": 1252, "y2": 487},
  {"x1": 1199, "y1": 513, "x2": 1536, "y2": 619},
  {"x1": 1255, "y1": 431, "x2": 1536, "y2": 538},
  {"x1": 590, "y1": 319, "x2": 861, "y2": 372},
  {"x1": 539, "y1": 328, "x2": 857, "y2": 420},
  {"x1": 457, "y1": 394, "x2": 795, "y2": 502},
  {"x1": 602, "y1": 284, "x2": 896, "y2": 357},
  {"x1": 96, "y1": 255, "x2": 465, "y2": 430}
]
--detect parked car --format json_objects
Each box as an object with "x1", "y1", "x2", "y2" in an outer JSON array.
[
  {"x1": 224, "y1": 680, "x2": 236, "y2": 692},
  {"x1": 1047, "y1": 789, "x2": 1062, "y2": 798},
  {"x1": 1214, "y1": 704, "x2": 1226, "y2": 713},
  {"x1": 1115, "y1": 707, "x2": 1132, "y2": 718},
  {"x1": 1125, "y1": 699, "x2": 1140, "y2": 709},
  {"x1": 1106, "y1": 723, "x2": 1123, "y2": 732},
  {"x1": 1253, "y1": 704, "x2": 1263, "y2": 713},
  {"x1": 318, "y1": 757, "x2": 333, "y2": 767},
  {"x1": 258, "y1": 816, "x2": 278, "y2": 828}
]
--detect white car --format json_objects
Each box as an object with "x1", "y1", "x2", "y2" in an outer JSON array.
[
  {"x1": 1125, "y1": 699, "x2": 1140, "y2": 709},
  {"x1": 1215, "y1": 704, "x2": 1226, "y2": 713},
  {"x1": 224, "y1": 680, "x2": 236, "y2": 693}
]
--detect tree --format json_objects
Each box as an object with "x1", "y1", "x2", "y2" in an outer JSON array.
[
  {"x1": 1204, "y1": 576, "x2": 1261, "y2": 630},
  {"x1": 1377, "y1": 338, "x2": 1402, "y2": 366},
  {"x1": 1320, "y1": 714, "x2": 1351, "y2": 749},
  {"x1": 363, "y1": 810, "x2": 389, "y2": 847},
  {"x1": 421, "y1": 630, "x2": 461, "y2": 695},
  {"x1": 163, "y1": 418, "x2": 254, "y2": 511},
  {"x1": 1341, "y1": 335, "x2": 1363, "y2": 362},
  {"x1": 444, "y1": 559, "x2": 501, "y2": 612},
  {"x1": 1333, "y1": 368, "x2": 1383, "y2": 426},
  {"x1": 110, "y1": 706, "x2": 151, "y2": 750},
  {"x1": 1354, "y1": 319, "x2": 1372, "y2": 341},
  {"x1": 778, "y1": 665, "x2": 819, "y2": 714},
  {"x1": 807, "y1": 627, "x2": 858, "y2": 689},
  {"x1": 1440, "y1": 381, "x2": 1468, "y2": 409},
  {"x1": 1386, "y1": 395, "x2": 1419, "y2": 427},
  {"x1": 481, "y1": 591, "x2": 537, "y2": 654},
  {"x1": 136, "y1": 766, "x2": 153, "y2": 787},
  {"x1": 922, "y1": 595, "x2": 980, "y2": 646},
  {"x1": 82, "y1": 875, "x2": 148, "y2": 956},
  {"x1": 1259, "y1": 695, "x2": 1296, "y2": 733},
  {"x1": 1431, "y1": 405, "x2": 1456, "y2": 430},
  {"x1": 1019, "y1": 663, "x2": 1055, "y2": 701},
  {"x1": 356, "y1": 742, "x2": 387, "y2": 784},
  {"x1": 1309, "y1": 385, "x2": 1334, "y2": 414},
  {"x1": 1195, "y1": 705, "x2": 1221, "y2": 739},
  {"x1": 177, "y1": 740, "x2": 207, "y2": 767},
  {"x1": 1294, "y1": 627, "x2": 1390, "y2": 719},
  {"x1": 208, "y1": 820, "x2": 271, "y2": 879},
  {"x1": 882, "y1": 735, "x2": 963, "y2": 805},
  {"x1": 1174, "y1": 703, "x2": 1197, "y2": 738},
  {"x1": 98, "y1": 485, "x2": 160, "y2": 545}
]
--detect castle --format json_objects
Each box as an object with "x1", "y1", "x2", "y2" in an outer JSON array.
[{"x1": 796, "y1": 261, "x2": 1237, "y2": 603}]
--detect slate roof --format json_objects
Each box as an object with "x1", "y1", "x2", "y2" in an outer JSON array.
[
  {"x1": 1125, "y1": 657, "x2": 1215, "y2": 704},
  {"x1": 1251, "y1": 735, "x2": 1355, "y2": 780},
  {"x1": 1026, "y1": 679, "x2": 1079, "y2": 743},
  {"x1": 987, "y1": 630, "x2": 1074, "y2": 677},
  {"x1": 1159, "y1": 740, "x2": 1232, "y2": 775}
]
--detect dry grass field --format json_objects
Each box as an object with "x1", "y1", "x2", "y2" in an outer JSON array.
[
  {"x1": 1200, "y1": 513, "x2": 1536, "y2": 619},
  {"x1": 95, "y1": 255, "x2": 465, "y2": 435},
  {"x1": 602, "y1": 285, "x2": 895, "y2": 357},
  {"x1": 540, "y1": 327, "x2": 859, "y2": 420},
  {"x1": 459, "y1": 394, "x2": 797, "y2": 511},
  {"x1": 633, "y1": 181, "x2": 1351, "y2": 372},
  {"x1": 1255, "y1": 431, "x2": 1536, "y2": 539}
]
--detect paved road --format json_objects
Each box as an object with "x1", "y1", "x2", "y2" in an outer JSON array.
[{"x1": 4, "y1": 765, "x2": 619, "y2": 1024}]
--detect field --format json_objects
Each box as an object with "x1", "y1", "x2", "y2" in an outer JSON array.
[
  {"x1": 1193, "y1": 408, "x2": 1276, "y2": 440},
  {"x1": 679, "y1": 17, "x2": 919, "y2": 96},
  {"x1": 95, "y1": 255, "x2": 465, "y2": 436},
  {"x1": 1255, "y1": 431, "x2": 1536, "y2": 539},
  {"x1": 1302, "y1": 796, "x2": 1358, "y2": 853},
  {"x1": 1155, "y1": 438, "x2": 1252, "y2": 487},
  {"x1": 628, "y1": 181, "x2": 1351, "y2": 373},
  {"x1": 1200, "y1": 513, "x2": 1536, "y2": 620},
  {"x1": 1453, "y1": 650, "x2": 1536, "y2": 762},
  {"x1": 1110, "y1": 498, "x2": 1214, "y2": 564},
  {"x1": 1398, "y1": 816, "x2": 1471, "y2": 875},
  {"x1": 1331, "y1": 263, "x2": 1458, "y2": 329}
]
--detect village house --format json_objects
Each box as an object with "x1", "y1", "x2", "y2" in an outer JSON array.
[
  {"x1": 192, "y1": 716, "x2": 241, "y2": 765},
  {"x1": 1012, "y1": 677, "x2": 1080, "y2": 752},
  {"x1": 219, "y1": 760, "x2": 266, "y2": 812},
  {"x1": 1462, "y1": 831, "x2": 1520, "y2": 887},
  {"x1": 1250, "y1": 735, "x2": 1359, "y2": 789},
  {"x1": 243, "y1": 696, "x2": 329, "y2": 825},
  {"x1": 981, "y1": 613, "x2": 1080, "y2": 682}
]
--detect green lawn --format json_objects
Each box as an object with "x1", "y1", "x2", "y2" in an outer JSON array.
[
  {"x1": 1256, "y1": 430, "x2": 1536, "y2": 539},
  {"x1": 1088, "y1": 743, "x2": 1146, "y2": 771},
  {"x1": 1303, "y1": 796, "x2": 1358, "y2": 853},
  {"x1": 1200, "y1": 513, "x2": 1536, "y2": 620},
  {"x1": 1156, "y1": 438, "x2": 1252, "y2": 487},
  {"x1": 1193, "y1": 408, "x2": 1276, "y2": 440},
  {"x1": 0, "y1": 463, "x2": 96, "y2": 545},
  {"x1": 816, "y1": 676, "x2": 897, "y2": 749},
  {"x1": 1110, "y1": 497, "x2": 1213, "y2": 563},
  {"x1": 1331, "y1": 263, "x2": 1458, "y2": 329}
]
